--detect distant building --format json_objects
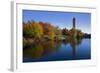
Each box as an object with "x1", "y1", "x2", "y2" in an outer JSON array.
[
  {"x1": 72, "y1": 17, "x2": 77, "y2": 38},
  {"x1": 73, "y1": 17, "x2": 76, "y2": 29}
]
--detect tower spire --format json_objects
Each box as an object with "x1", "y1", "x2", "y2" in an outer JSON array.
[{"x1": 73, "y1": 17, "x2": 76, "y2": 29}]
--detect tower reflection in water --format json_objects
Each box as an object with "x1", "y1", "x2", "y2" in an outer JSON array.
[{"x1": 23, "y1": 17, "x2": 89, "y2": 62}]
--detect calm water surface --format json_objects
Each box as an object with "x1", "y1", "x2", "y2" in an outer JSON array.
[{"x1": 23, "y1": 39, "x2": 91, "y2": 62}]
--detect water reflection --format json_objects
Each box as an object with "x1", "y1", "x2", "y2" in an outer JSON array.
[
  {"x1": 23, "y1": 37, "x2": 88, "y2": 62},
  {"x1": 23, "y1": 40, "x2": 61, "y2": 59},
  {"x1": 69, "y1": 37, "x2": 83, "y2": 57}
]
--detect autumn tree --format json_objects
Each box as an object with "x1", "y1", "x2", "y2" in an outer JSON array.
[
  {"x1": 23, "y1": 21, "x2": 43, "y2": 39},
  {"x1": 39, "y1": 22, "x2": 55, "y2": 40},
  {"x1": 23, "y1": 21, "x2": 34, "y2": 38},
  {"x1": 62, "y1": 28, "x2": 69, "y2": 36},
  {"x1": 76, "y1": 29, "x2": 84, "y2": 38},
  {"x1": 33, "y1": 22, "x2": 44, "y2": 39},
  {"x1": 47, "y1": 24, "x2": 55, "y2": 40},
  {"x1": 54, "y1": 27, "x2": 62, "y2": 40}
]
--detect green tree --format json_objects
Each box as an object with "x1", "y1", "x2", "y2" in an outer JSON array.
[
  {"x1": 54, "y1": 27, "x2": 62, "y2": 40},
  {"x1": 76, "y1": 29, "x2": 84, "y2": 38},
  {"x1": 23, "y1": 21, "x2": 34, "y2": 38}
]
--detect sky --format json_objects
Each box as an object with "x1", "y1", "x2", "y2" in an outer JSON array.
[{"x1": 23, "y1": 10, "x2": 91, "y2": 34}]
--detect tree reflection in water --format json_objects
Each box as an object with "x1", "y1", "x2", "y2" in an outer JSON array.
[
  {"x1": 69, "y1": 37, "x2": 83, "y2": 57},
  {"x1": 23, "y1": 40, "x2": 62, "y2": 59},
  {"x1": 23, "y1": 37, "x2": 83, "y2": 60}
]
